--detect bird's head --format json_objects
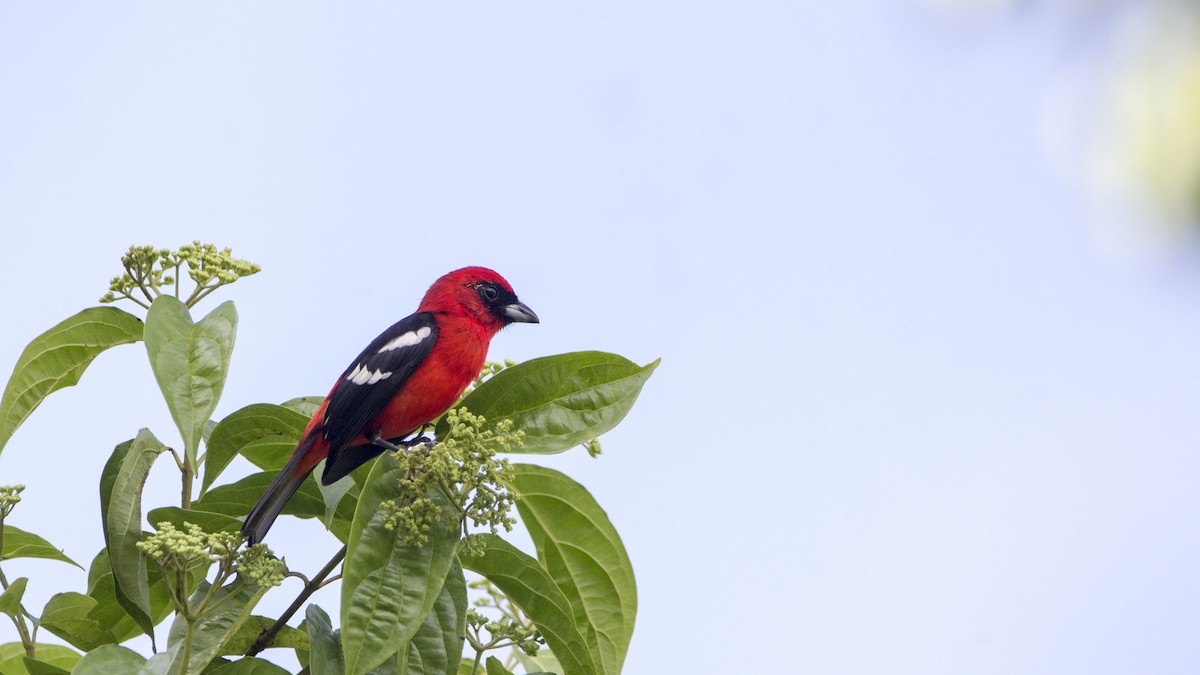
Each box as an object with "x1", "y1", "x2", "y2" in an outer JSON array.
[{"x1": 419, "y1": 266, "x2": 539, "y2": 332}]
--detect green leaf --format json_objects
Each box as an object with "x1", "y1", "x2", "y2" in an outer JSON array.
[
  {"x1": 316, "y1": 466, "x2": 356, "y2": 532},
  {"x1": 0, "y1": 577, "x2": 26, "y2": 617},
  {"x1": 281, "y1": 396, "x2": 324, "y2": 418},
  {"x1": 163, "y1": 578, "x2": 270, "y2": 674},
  {"x1": 1, "y1": 526, "x2": 80, "y2": 568},
  {"x1": 304, "y1": 604, "x2": 343, "y2": 675},
  {"x1": 202, "y1": 657, "x2": 292, "y2": 674},
  {"x1": 195, "y1": 471, "x2": 322, "y2": 519},
  {"x1": 341, "y1": 454, "x2": 461, "y2": 675},
  {"x1": 99, "y1": 429, "x2": 167, "y2": 636},
  {"x1": 215, "y1": 615, "x2": 308, "y2": 656},
  {"x1": 145, "y1": 507, "x2": 243, "y2": 534},
  {"x1": 440, "y1": 352, "x2": 658, "y2": 454},
  {"x1": 323, "y1": 481, "x2": 360, "y2": 545},
  {"x1": 22, "y1": 657, "x2": 71, "y2": 675},
  {"x1": 511, "y1": 465, "x2": 636, "y2": 675},
  {"x1": 69, "y1": 645, "x2": 147, "y2": 674},
  {"x1": 239, "y1": 437, "x2": 302, "y2": 474},
  {"x1": 0, "y1": 307, "x2": 143, "y2": 458},
  {"x1": 203, "y1": 403, "x2": 308, "y2": 492},
  {"x1": 0, "y1": 644, "x2": 79, "y2": 674},
  {"x1": 38, "y1": 592, "x2": 116, "y2": 651},
  {"x1": 516, "y1": 648, "x2": 562, "y2": 675},
  {"x1": 136, "y1": 651, "x2": 175, "y2": 675},
  {"x1": 459, "y1": 535, "x2": 596, "y2": 675},
  {"x1": 144, "y1": 296, "x2": 237, "y2": 460},
  {"x1": 485, "y1": 657, "x2": 514, "y2": 675},
  {"x1": 22, "y1": 647, "x2": 80, "y2": 673},
  {"x1": 405, "y1": 560, "x2": 467, "y2": 675},
  {"x1": 194, "y1": 471, "x2": 356, "y2": 542},
  {"x1": 305, "y1": 604, "x2": 403, "y2": 675},
  {"x1": 203, "y1": 419, "x2": 218, "y2": 445}
]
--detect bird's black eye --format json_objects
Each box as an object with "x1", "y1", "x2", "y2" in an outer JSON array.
[{"x1": 475, "y1": 283, "x2": 500, "y2": 304}]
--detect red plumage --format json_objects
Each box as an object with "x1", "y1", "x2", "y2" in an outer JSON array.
[{"x1": 242, "y1": 267, "x2": 537, "y2": 544}]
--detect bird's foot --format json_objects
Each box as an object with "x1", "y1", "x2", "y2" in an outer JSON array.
[
  {"x1": 369, "y1": 425, "x2": 434, "y2": 453},
  {"x1": 401, "y1": 424, "x2": 436, "y2": 449},
  {"x1": 368, "y1": 430, "x2": 403, "y2": 452}
]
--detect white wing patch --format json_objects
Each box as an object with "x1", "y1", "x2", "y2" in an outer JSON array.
[
  {"x1": 340, "y1": 324, "x2": 430, "y2": 387},
  {"x1": 346, "y1": 363, "x2": 393, "y2": 385},
  {"x1": 378, "y1": 326, "x2": 433, "y2": 353}
]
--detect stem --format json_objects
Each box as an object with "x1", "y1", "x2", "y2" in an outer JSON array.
[
  {"x1": 466, "y1": 624, "x2": 506, "y2": 675},
  {"x1": 119, "y1": 291, "x2": 151, "y2": 310},
  {"x1": 245, "y1": 545, "x2": 347, "y2": 656},
  {"x1": 189, "y1": 281, "x2": 224, "y2": 307},
  {"x1": 8, "y1": 617, "x2": 33, "y2": 659},
  {"x1": 151, "y1": 560, "x2": 184, "y2": 617},
  {"x1": 0, "y1": 569, "x2": 34, "y2": 658},
  {"x1": 182, "y1": 280, "x2": 205, "y2": 307},
  {"x1": 181, "y1": 461, "x2": 193, "y2": 510},
  {"x1": 126, "y1": 261, "x2": 156, "y2": 305},
  {"x1": 194, "y1": 567, "x2": 230, "y2": 615},
  {"x1": 178, "y1": 620, "x2": 195, "y2": 675},
  {"x1": 179, "y1": 446, "x2": 197, "y2": 511},
  {"x1": 172, "y1": 568, "x2": 189, "y2": 619},
  {"x1": 0, "y1": 520, "x2": 33, "y2": 658},
  {"x1": 285, "y1": 570, "x2": 311, "y2": 586},
  {"x1": 184, "y1": 278, "x2": 224, "y2": 308}
]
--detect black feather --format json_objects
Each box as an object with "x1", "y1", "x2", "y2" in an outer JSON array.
[{"x1": 319, "y1": 312, "x2": 438, "y2": 481}]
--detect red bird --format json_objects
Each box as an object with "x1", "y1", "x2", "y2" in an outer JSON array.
[{"x1": 242, "y1": 267, "x2": 538, "y2": 544}]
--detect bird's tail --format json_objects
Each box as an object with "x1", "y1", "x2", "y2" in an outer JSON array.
[{"x1": 242, "y1": 435, "x2": 319, "y2": 545}]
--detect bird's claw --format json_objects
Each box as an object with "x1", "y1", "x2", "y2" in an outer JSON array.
[{"x1": 401, "y1": 424, "x2": 436, "y2": 450}]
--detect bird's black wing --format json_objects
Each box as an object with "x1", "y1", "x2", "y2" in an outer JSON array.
[{"x1": 320, "y1": 312, "x2": 438, "y2": 465}]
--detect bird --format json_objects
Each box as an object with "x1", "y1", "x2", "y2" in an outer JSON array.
[{"x1": 242, "y1": 266, "x2": 538, "y2": 544}]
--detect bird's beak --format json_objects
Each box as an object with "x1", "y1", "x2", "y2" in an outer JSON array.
[{"x1": 503, "y1": 301, "x2": 539, "y2": 324}]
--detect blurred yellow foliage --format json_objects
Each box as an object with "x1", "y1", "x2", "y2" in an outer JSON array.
[{"x1": 1113, "y1": 29, "x2": 1200, "y2": 222}]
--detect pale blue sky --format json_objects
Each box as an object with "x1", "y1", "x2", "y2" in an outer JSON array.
[{"x1": 2, "y1": 3, "x2": 1199, "y2": 673}]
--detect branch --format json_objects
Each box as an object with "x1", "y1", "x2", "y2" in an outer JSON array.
[{"x1": 245, "y1": 545, "x2": 347, "y2": 656}]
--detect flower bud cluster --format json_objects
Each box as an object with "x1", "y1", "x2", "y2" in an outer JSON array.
[
  {"x1": 138, "y1": 522, "x2": 284, "y2": 588},
  {"x1": 138, "y1": 522, "x2": 239, "y2": 572},
  {"x1": 0, "y1": 485, "x2": 24, "y2": 520},
  {"x1": 237, "y1": 542, "x2": 288, "y2": 588},
  {"x1": 101, "y1": 245, "x2": 168, "y2": 305},
  {"x1": 384, "y1": 494, "x2": 442, "y2": 549},
  {"x1": 466, "y1": 607, "x2": 544, "y2": 657},
  {"x1": 100, "y1": 242, "x2": 259, "y2": 309},
  {"x1": 381, "y1": 408, "x2": 524, "y2": 552},
  {"x1": 176, "y1": 241, "x2": 260, "y2": 285}
]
